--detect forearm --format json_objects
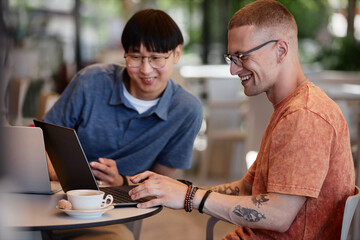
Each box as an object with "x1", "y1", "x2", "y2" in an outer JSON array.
[
  {"x1": 46, "y1": 153, "x2": 58, "y2": 181},
  {"x1": 192, "y1": 191, "x2": 305, "y2": 232},
  {"x1": 129, "y1": 171, "x2": 304, "y2": 232},
  {"x1": 209, "y1": 179, "x2": 252, "y2": 196}
]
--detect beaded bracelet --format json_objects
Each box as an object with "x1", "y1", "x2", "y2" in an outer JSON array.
[
  {"x1": 184, "y1": 185, "x2": 193, "y2": 212},
  {"x1": 187, "y1": 187, "x2": 198, "y2": 212},
  {"x1": 198, "y1": 190, "x2": 212, "y2": 213},
  {"x1": 184, "y1": 186, "x2": 199, "y2": 212}
]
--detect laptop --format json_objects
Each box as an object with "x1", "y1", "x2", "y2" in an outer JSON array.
[
  {"x1": 33, "y1": 119, "x2": 149, "y2": 207},
  {"x1": 0, "y1": 126, "x2": 62, "y2": 194}
]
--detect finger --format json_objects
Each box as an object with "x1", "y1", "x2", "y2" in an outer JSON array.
[
  {"x1": 92, "y1": 169, "x2": 103, "y2": 178},
  {"x1": 128, "y1": 176, "x2": 164, "y2": 194},
  {"x1": 129, "y1": 181, "x2": 157, "y2": 197},
  {"x1": 222, "y1": 231, "x2": 240, "y2": 240},
  {"x1": 135, "y1": 198, "x2": 163, "y2": 209},
  {"x1": 222, "y1": 233, "x2": 232, "y2": 240},
  {"x1": 130, "y1": 171, "x2": 156, "y2": 184},
  {"x1": 235, "y1": 227, "x2": 255, "y2": 240},
  {"x1": 92, "y1": 169, "x2": 112, "y2": 184},
  {"x1": 91, "y1": 161, "x2": 116, "y2": 178},
  {"x1": 128, "y1": 185, "x2": 140, "y2": 196},
  {"x1": 131, "y1": 180, "x2": 171, "y2": 203},
  {"x1": 99, "y1": 158, "x2": 116, "y2": 167},
  {"x1": 90, "y1": 161, "x2": 108, "y2": 172}
]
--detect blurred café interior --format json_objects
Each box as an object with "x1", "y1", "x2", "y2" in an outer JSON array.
[{"x1": 0, "y1": 0, "x2": 360, "y2": 239}]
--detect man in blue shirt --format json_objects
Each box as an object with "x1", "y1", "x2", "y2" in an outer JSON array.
[{"x1": 44, "y1": 9, "x2": 203, "y2": 188}]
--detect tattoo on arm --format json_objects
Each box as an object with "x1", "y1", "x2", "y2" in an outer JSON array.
[
  {"x1": 233, "y1": 205, "x2": 266, "y2": 222},
  {"x1": 212, "y1": 184, "x2": 240, "y2": 195},
  {"x1": 251, "y1": 194, "x2": 269, "y2": 208}
]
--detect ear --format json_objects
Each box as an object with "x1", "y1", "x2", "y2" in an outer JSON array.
[
  {"x1": 277, "y1": 40, "x2": 288, "y2": 63},
  {"x1": 173, "y1": 45, "x2": 182, "y2": 64}
]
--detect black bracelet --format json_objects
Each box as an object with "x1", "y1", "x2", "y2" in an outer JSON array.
[
  {"x1": 120, "y1": 174, "x2": 128, "y2": 186},
  {"x1": 198, "y1": 190, "x2": 212, "y2": 213},
  {"x1": 178, "y1": 179, "x2": 192, "y2": 186}
]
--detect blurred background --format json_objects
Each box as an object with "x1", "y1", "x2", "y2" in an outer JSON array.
[{"x1": 0, "y1": 0, "x2": 360, "y2": 239}]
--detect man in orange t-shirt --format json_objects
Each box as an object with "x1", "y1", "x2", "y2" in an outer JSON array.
[
  {"x1": 128, "y1": 1, "x2": 355, "y2": 239},
  {"x1": 240, "y1": 80, "x2": 355, "y2": 239}
]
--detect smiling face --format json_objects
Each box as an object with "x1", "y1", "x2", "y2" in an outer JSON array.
[
  {"x1": 228, "y1": 25, "x2": 280, "y2": 98},
  {"x1": 125, "y1": 44, "x2": 182, "y2": 100}
]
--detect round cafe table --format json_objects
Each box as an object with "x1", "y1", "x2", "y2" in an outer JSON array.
[{"x1": 4, "y1": 191, "x2": 162, "y2": 231}]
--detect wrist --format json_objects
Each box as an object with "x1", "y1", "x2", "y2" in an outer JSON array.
[
  {"x1": 192, "y1": 189, "x2": 206, "y2": 210},
  {"x1": 120, "y1": 174, "x2": 129, "y2": 186}
]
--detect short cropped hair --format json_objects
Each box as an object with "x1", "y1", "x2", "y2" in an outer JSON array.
[
  {"x1": 228, "y1": 0, "x2": 297, "y2": 43},
  {"x1": 121, "y1": 9, "x2": 184, "y2": 53}
]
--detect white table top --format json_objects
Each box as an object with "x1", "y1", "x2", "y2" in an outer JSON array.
[{"x1": 3, "y1": 191, "x2": 162, "y2": 231}]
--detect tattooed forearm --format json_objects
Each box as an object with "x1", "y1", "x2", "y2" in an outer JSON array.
[
  {"x1": 251, "y1": 194, "x2": 269, "y2": 208},
  {"x1": 212, "y1": 184, "x2": 240, "y2": 195},
  {"x1": 233, "y1": 205, "x2": 266, "y2": 222}
]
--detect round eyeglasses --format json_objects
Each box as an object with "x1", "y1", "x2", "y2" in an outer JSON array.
[
  {"x1": 124, "y1": 52, "x2": 173, "y2": 69},
  {"x1": 224, "y1": 40, "x2": 278, "y2": 66}
]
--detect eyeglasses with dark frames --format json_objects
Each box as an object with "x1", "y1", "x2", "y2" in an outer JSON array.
[{"x1": 224, "y1": 40, "x2": 279, "y2": 66}]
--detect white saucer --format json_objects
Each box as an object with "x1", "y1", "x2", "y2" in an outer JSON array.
[{"x1": 57, "y1": 205, "x2": 114, "y2": 219}]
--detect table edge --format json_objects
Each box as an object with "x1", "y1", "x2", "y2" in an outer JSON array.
[{"x1": 14, "y1": 206, "x2": 163, "y2": 231}]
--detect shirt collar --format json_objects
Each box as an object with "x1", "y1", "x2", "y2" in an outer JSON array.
[{"x1": 109, "y1": 66, "x2": 173, "y2": 120}]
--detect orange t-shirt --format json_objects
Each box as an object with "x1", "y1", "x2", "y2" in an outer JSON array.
[{"x1": 242, "y1": 81, "x2": 355, "y2": 239}]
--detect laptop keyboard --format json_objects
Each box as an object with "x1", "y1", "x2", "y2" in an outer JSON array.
[
  {"x1": 100, "y1": 185, "x2": 152, "y2": 204},
  {"x1": 101, "y1": 186, "x2": 136, "y2": 203}
]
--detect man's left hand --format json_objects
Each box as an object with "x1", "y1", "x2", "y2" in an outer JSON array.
[{"x1": 90, "y1": 158, "x2": 123, "y2": 186}]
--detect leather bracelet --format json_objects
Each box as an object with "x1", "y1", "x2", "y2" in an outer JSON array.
[
  {"x1": 198, "y1": 190, "x2": 212, "y2": 213},
  {"x1": 178, "y1": 179, "x2": 192, "y2": 186},
  {"x1": 120, "y1": 174, "x2": 128, "y2": 186}
]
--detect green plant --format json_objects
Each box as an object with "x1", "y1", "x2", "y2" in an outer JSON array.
[{"x1": 317, "y1": 36, "x2": 360, "y2": 71}]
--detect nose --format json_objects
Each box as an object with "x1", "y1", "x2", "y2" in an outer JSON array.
[
  {"x1": 139, "y1": 57, "x2": 153, "y2": 74},
  {"x1": 229, "y1": 61, "x2": 243, "y2": 75}
]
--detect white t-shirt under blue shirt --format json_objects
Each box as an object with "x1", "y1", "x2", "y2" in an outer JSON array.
[{"x1": 122, "y1": 82, "x2": 159, "y2": 114}]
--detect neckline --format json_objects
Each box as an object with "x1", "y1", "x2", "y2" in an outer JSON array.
[
  {"x1": 274, "y1": 79, "x2": 309, "y2": 109},
  {"x1": 297, "y1": 79, "x2": 308, "y2": 88}
]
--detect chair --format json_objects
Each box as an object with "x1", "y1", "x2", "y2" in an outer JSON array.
[
  {"x1": 206, "y1": 216, "x2": 220, "y2": 240},
  {"x1": 341, "y1": 185, "x2": 360, "y2": 240},
  {"x1": 206, "y1": 185, "x2": 360, "y2": 240}
]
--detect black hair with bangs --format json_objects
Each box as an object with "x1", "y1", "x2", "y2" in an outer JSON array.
[{"x1": 121, "y1": 9, "x2": 184, "y2": 53}]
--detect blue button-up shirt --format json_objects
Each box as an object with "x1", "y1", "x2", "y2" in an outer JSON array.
[{"x1": 43, "y1": 64, "x2": 203, "y2": 175}]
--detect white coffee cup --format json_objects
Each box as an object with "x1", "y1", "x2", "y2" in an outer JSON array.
[{"x1": 66, "y1": 189, "x2": 113, "y2": 210}]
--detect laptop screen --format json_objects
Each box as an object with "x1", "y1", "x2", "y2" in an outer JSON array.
[
  {"x1": 1, "y1": 126, "x2": 57, "y2": 194},
  {"x1": 33, "y1": 120, "x2": 99, "y2": 192}
]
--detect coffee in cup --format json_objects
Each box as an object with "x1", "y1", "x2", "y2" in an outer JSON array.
[{"x1": 66, "y1": 189, "x2": 113, "y2": 210}]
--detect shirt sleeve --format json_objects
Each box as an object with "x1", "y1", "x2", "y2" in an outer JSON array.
[
  {"x1": 43, "y1": 72, "x2": 85, "y2": 128},
  {"x1": 244, "y1": 158, "x2": 257, "y2": 185},
  {"x1": 267, "y1": 109, "x2": 334, "y2": 198}
]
